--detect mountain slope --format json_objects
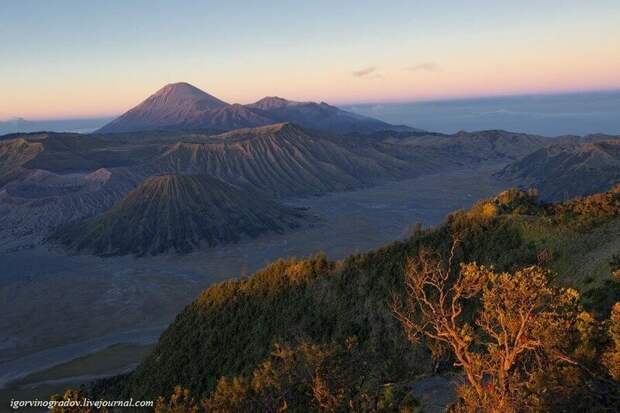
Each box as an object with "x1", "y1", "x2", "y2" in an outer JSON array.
[
  {"x1": 246, "y1": 96, "x2": 413, "y2": 134},
  {"x1": 394, "y1": 129, "x2": 550, "y2": 162},
  {"x1": 2, "y1": 126, "x2": 595, "y2": 251},
  {"x1": 96, "y1": 83, "x2": 273, "y2": 133},
  {"x1": 0, "y1": 125, "x2": 416, "y2": 250},
  {"x1": 96, "y1": 83, "x2": 412, "y2": 134},
  {"x1": 106, "y1": 186, "x2": 620, "y2": 400},
  {"x1": 49, "y1": 174, "x2": 306, "y2": 256},
  {"x1": 141, "y1": 123, "x2": 413, "y2": 196},
  {"x1": 499, "y1": 140, "x2": 620, "y2": 200},
  {"x1": 0, "y1": 133, "x2": 165, "y2": 250},
  {"x1": 0, "y1": 167, "x2": 141, "y2": 251},
  {"x1": 0, "y1": 137, "x2": 43, "y2": 187}
]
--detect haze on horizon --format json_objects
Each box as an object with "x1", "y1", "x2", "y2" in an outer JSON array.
[{"x1": 1, "y1": 0, "x2": 620, "y2": 121}]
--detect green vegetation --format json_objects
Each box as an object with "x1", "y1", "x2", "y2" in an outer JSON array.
[
  {"x1": 154, "y1": 340, "x2": 420, "y2": 412},
  {"x1": 604, "y1": 303, "x2": 620, "y2": 380},
  {"x1": 395, "y1": 254, "x2": 619, "y2": 412},
  {"x1": 88, "y1": 186, "x2": 620, "y2": 411}
]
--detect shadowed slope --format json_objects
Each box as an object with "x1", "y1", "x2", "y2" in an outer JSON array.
[
  {"x1": 246, "y1": 96, "x2": 414, "y2": 134},
  {"x1": 49, "y1": 174, "x2": 306, "y2": 256},
  {"x1": 499, "y1": 140, "x2": 620, "y2": 200},
  {"x1": 96, "y1": 83, "x2": 272, "y2": 133},
  {"x1": 96, "y1": 83, "x2": 412, "y2": 134},
  {"x1": 395, "y1": 129, "x2": 549, "y2": 162},
  {"x1": 143, "y1": 123, "x2": 412, "y2": 196},
  {"x1": 3, "y1": 125, "x2": 595, "y2": 250}
]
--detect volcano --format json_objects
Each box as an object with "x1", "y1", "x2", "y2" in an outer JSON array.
[{"x1": 49, "y1": 174, "x2": 307, "y2": 256}]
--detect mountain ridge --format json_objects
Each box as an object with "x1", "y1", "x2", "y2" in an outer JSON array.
[
  {"x1": 3, "y1": 126, "x2": 617, "y2": 251},
  {"x1": 96, "y1": 82, "x2": 414, "y2": 134},
  {"x1": 499, "y1": 139, "x2": 620, "y2": 200}
]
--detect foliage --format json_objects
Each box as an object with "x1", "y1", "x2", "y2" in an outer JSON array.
[
  {"x1": 90, "y1": 185, "x2": 620, "y2": 411},
  {"x1": 467, "y1": 187, "x2": 541, "y2": 218},
  {"x1": 604, "y1": 303, "x2": 620, "y2": 380},
  {"x1": 155, "y1": 386, "x2": 202, "y2": 413},
  {"x1": 610, "y1": 254, "x2": 620, "y2": 282},
  {"x1": 203, "y1": 338, "x2": 419, "y2": 412},
  {"x1": 550, "y1": 184, "x2": 620, "y2": 231},
  {"x1": 116, "y1": 209, "x2": 539, "y2": 401},
  {"x1": 393, "y1": 248, "x2": 619, "y2": 412},
  {"x1": 153, "y1": 339, "x2": 420, "y2": 412},
  {"x1": 50, "y1": 389, "x2": 108, "y2": 413},
  {"x1": 583, "y1": 256, "x2": 620, "y2": 317}
]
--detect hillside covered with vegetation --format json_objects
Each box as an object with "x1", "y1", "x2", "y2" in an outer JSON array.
[{"x1": 87, "y1": 186, "x2": 620, "y2": 411}]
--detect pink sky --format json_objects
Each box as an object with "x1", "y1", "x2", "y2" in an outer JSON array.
[{"x1": 2, "y1": 1, "x2": 619, "y2": 120}]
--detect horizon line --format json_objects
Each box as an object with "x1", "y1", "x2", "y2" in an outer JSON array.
[{"x1": 3, "y1": 87, "x2": 620, "y2": 123}]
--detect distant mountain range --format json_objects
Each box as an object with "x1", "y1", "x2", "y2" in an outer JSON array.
[
  {"x1": 0, "y1": 124, "x2": 563, "y2": 254},
  {"x1": 3, "y1": 86, "x2": 620, "y2": 255},
  {"x1": 96, "y1": 82, "x2": 414, "y2": 134},
  {"x1": 0, "y1": 117, "x2": 112, "y2": 135}
]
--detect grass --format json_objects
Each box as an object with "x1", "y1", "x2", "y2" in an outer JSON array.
[{"x1": 518, "y1": 217, "x2": 620, "y2": 288}]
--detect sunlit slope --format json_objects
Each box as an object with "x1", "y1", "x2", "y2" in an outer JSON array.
[{"x1": 110, "y1": 186, "x2": 620, "y2": 399}]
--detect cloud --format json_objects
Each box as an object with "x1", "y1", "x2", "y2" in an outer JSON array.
[
  {"x1": 352, "y1": 66, "x2": 378, "y2": 78},
  {"x1": 406, "y1": 62, "x2": 440, "y2": 72}
]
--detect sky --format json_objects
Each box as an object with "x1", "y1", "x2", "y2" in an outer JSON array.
[{"x1": 1, "y1": 0, "x2": 620, "y2": 120}]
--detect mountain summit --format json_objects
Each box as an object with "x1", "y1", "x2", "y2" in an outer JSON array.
[
  {"x1": 248, "y1": 96, "x2": 304, "y2": 110},
  {"x1": 95, "y1": 83, "x2": 263, "y2": 133},
  {"x1": 96, "y1": 82, "x2": 414, "y2": 134},
  {"x1": 146, "y1": 82, "x2": 229, "y2": 110},
  {"x1": 246, "y1": 96, "x2": 410, "y2": 134}
]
